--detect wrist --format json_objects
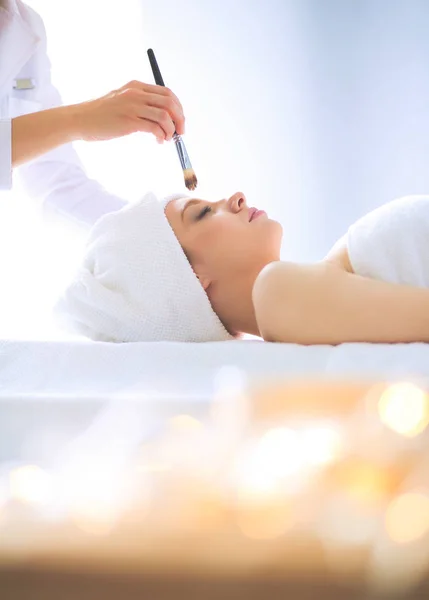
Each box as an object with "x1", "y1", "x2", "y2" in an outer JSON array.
[{"x1": 63, "y1": 102, "x2": 88, "y2": 142}]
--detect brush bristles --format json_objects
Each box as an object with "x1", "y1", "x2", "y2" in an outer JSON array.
[{"x1": 184, "y1": 168, "x2": 198, "y2": 191}]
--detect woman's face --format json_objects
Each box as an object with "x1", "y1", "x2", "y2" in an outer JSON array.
[{"x1": 165, "y1": 192, "x2": 283, "y2": 289}]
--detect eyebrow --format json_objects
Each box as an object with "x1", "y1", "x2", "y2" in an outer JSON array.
[{"x1": 181, "y1": 199, "x2": 200, "y2": 222}]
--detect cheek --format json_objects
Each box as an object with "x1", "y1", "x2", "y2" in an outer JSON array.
[
  {"x1": 190, "y1": 220, "x2": 280, "y2": 270},
  {"x1": 205, "y1": 226, "x2": 261, "y2": 269},
  {"x1": 219, "y1": 222, "x2": 282, "y2": 266},
  {"x1": 199, "y1": 222, "x2": 245, "y2": 255}
]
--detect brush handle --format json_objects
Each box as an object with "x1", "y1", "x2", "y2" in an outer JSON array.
[
  {"x1": 147, "y1": 48, "x2": 165, "y2": 87},
  {"x1": 147, "y1": 48, "x2": 177, "y2": 137},
  {"x1": 173, "y1": 133, "x2": 192, "y2": 170},
  {"x1": 147, "y1": 48, "x2": 193, "y2": 169}
]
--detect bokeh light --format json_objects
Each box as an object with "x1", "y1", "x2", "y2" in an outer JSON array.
[
  {"x1": 9, "y1": 465, "x2": 52, "y2": 506},
  {"x1": 385, "y1": 492, "x2": 429, "y2": 544},
  {"x1": 237, "y1": 499, "x2": 293, "y2": 540},
  {"x1": 234, "y1": 427, "x2": 303, "y2": 499},
  {"x1": 168, "y1": 415, "x2": 203, "y2": 433},
  {"x1": 136, "y1": 463, "x2": 172, "y2": 473},
  {"x1": 378, "y1": 383, "x2": 429, "y2": 438},
  {"x1": 300, "y1": 425, "x2": 342, "y2": 466},
  {"x1": 72, "y1": 501, "x2": 118, "y2": 537},
  {"x1": 330, "y1": 461, "x2": 397, "y2": 505}
]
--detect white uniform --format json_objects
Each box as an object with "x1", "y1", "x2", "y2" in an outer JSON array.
[{"x1": 0, "y1": 0, "x2": 126, "y2": 226}]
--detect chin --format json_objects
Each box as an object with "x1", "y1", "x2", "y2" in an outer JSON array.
[
  {"x1": 259, "y1": 218, "x2": 283, "y2": 256},
  {"x1": 266, "y1": 217, "x2": 283, "y2": 239}
]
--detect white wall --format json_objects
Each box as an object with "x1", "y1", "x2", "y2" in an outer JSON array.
[
  {"x1": 138, "y1": 0, "x2": 429, "y2": 261},
  {"x1": 19, "y1": 0, "x2": 429, "y2": 260},
  {"x1": 38, "y1": 0, "x2": 429, "y2": 261}
]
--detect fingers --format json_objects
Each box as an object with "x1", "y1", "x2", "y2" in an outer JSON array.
[
  {"x1": 138, "y1": 118, "x2": 168, "y2": 142},
  {"x1": 121, "y1": 80, "x2": 184, "y2": 120},
  {"x1": 121, "y1": 80, "x2": 185, "y2": 136},
  {"x1": 137, "y1": 91, "x2": 185, "y2": 136},
  {"x1": 132, "y1": 105, "x2": 175, "y2": 140},
  {"x1": 124, "y1": 80, "x2": 183, "y2": 112}
]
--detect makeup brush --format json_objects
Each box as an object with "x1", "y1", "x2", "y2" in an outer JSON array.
[{"x1": 147, "y1": 48, "x2": 198, "y2": 191}]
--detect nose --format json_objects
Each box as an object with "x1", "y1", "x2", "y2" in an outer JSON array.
[{"x1": 227, "y1": 191, "x2": 247, "y2": 213}]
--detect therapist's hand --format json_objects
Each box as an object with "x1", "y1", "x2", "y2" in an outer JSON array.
[{"x1": 74, "y1": 80, "x2": 185, "y2": 143}]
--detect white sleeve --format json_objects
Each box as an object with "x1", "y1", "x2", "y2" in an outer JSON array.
[
  {"x1": 0, "y1": 118, "x2": 12, "y2": 190},
  {"x1": 16, "y1": 8, "x2": 127, "y2": 227}
]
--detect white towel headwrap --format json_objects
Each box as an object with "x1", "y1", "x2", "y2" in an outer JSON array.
[{"x1": 55, "y1": 192, "x2": 234, "y2": 343}]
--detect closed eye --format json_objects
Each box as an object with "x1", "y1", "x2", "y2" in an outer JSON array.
[{"x1": 196, "y1": 206, "x2": 212, "y2": 220}]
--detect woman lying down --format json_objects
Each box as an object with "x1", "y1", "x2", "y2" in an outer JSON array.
[{"x1": 56, "y1": 192, "x2": 429, "y2": 345}]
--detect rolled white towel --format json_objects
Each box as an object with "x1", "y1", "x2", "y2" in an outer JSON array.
[
  {"x1": 55, "y1": 192, "x2": 234, "y2": 343},
  {"x1": 347, "y1": 195, "x2": 429, "y2": 287}
]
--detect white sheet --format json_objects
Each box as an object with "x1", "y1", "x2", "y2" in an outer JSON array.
[
  {"x1": 1, "y1": 339, "x2": 428, "y2": 464},
  {"x1": 1, "y1": 339, "x2": 429, "y2": 402}
]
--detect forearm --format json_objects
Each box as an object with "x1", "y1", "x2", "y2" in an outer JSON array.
[
  {"x1": 12, "y1": 105, "x2": 80, "y2": 167},
  {"x1": 253, "y1": 261, "x2": 429, "y2": 345}
]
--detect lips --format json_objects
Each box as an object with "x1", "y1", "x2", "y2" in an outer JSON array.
[
  {"x1": 249, "y1": 208, "x2": 258, "y2": 222},
  {"x1": 249, "y1": 207, "x2": 266, "y2": 221}
]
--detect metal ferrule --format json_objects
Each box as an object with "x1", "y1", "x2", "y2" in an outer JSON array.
[{"x1": 173, "y1": 133, "x2": 192, "y2": 170}]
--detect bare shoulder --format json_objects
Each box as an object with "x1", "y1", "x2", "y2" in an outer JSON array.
[
  {"x1": 324, "y1": 235, "x2": 354, "y2": 273},
  {"x1": 252, "y1": 261, "x2": 347, "y2": 342},
  {"x1": 252, "y1": 261, "x2": 317, "y2": 341},
  {"x1": 253, "y1": 262, "x2": 301, "y2": 302}
]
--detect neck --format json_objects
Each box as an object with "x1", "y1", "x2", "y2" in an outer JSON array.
[{"x1": 209, "y1": 263, "x2": 272, "y2": 338}]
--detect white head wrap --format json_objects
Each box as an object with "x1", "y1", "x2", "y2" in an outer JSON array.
[{"x1": 55, "y1": 192, "x2": 234, "y2": 343}]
